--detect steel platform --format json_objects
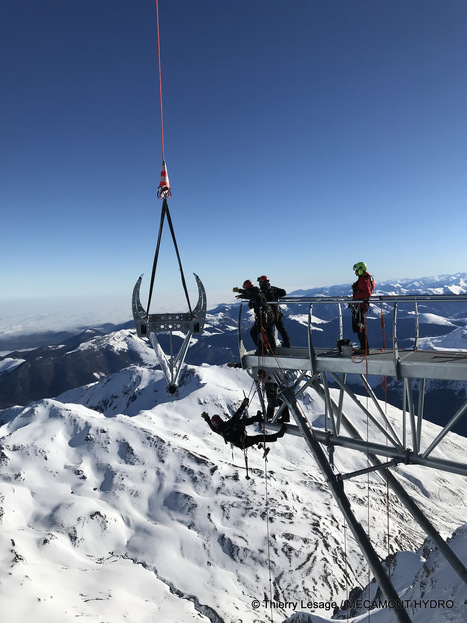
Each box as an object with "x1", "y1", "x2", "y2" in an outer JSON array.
[
  {"x1": 237, "y1": 294, "x2": 467, "y2": 605},
  {"x1": 242, "y1": 346, "x2": 467, "y2": 382}
]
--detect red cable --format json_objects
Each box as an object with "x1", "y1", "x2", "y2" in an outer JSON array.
[{"x1": 155, "y1": 0, "x2": 165, "y2": 161}]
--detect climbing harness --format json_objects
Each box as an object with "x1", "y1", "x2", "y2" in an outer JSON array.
[{"x1": 132, "y1": 0, "x2": 206, "y2": 393}]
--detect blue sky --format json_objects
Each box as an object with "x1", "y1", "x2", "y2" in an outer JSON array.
[{"x1": 2, "y1": 0, "x2": 467, "y2": 320}]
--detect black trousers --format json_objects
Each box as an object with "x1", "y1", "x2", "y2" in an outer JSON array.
[
  {"x1": 275, "y1": 316, "x2": 290, "y2": 347},
  {"x1": 352, "y1": 307, "x2": 368, "y2": 350},
  {"x1": 250, "y1": 321, "x2": 276, "y2": 353},
  {"x1": 241, "y1": 432, "x2": 283, "y2": 449}
]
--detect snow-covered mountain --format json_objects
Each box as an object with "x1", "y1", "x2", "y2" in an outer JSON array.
[
  {"x1": 1, "y1": 360, "x2": 467, "y2": 620},
  {"x1": 1, "y1": 273, "x2": 467, "y2": 622},
  {"x1": 2, "y1": 272, "x2": 467, "y2": 433}
]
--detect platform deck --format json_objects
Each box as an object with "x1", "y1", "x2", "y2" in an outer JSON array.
[{"x1": 242, "y1": 347, "x2": 467, "y2": 381}]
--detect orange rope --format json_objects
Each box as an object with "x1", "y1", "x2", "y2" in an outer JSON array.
[{"x1": 254, "y1": 318, "x2": 275, "y2": 621}]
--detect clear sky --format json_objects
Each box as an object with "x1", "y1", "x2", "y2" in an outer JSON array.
[{"x1": 2, "y1": 0, "x2": 467, "y2": 320}]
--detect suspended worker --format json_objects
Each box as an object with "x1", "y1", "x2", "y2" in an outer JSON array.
[
  {"x1": 257, "y1": 275, "x2": 291, "y2": 348},
  {"x1": 233, "y1": 280, "x2": 276, "y2": 355},
  {"x1": 350, "y1": 261, "x2": 375, "y2": 354},
  {"x1": 201, "y1": 397, "x2": 287, "y2": 449}
]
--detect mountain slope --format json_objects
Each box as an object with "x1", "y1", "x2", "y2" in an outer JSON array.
[{"x1": 1, "y1": 362, "x2": 466, "y2": 622}]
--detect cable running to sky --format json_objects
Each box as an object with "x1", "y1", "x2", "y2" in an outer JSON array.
[{"x1": 132, "y1": 0, "x2": 206, "y2": 395}]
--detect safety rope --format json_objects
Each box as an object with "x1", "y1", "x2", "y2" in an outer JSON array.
[
  {"x1": 264, "y1": 450, "x2": 274, "y2": 623},
  {"x1": 252, "y1": 317, "x2": 276, "y2": 621},
  {"x1": 366, "y1": 389, "x2": 371, "y2": 618},
  {"x1": 256, "y1": 338, "x2": 275, "y2": 621},
  {"x1": 343, "y1": 520, "x2": 349, "y2": 619},
  {"x1": 348, "y1": 306, "x2": 393, "y2": 595},
  {"x1": 380, "y1": 307, "x2": 392, "y2": 572},
  {"x1": 362, "y1": 312, "x2": 372, "y2": 616}
]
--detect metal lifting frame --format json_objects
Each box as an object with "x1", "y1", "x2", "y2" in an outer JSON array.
[{"x1": 132, "y1": 273, "x2": 207, "y2": 393}]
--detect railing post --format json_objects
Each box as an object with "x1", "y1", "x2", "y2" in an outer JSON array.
[
  {"x1": 414, "y1": 301, "x2": 419, "y2": 350},
  {"x1": 393, "y1": 302, "x2": 401, "y2": 379},
  {"x1": 338, "y1": 303, "x2": 343, "y2": 341},
  {"x1": 308, "y1": 303, "x2": 316, "y2": 374}
]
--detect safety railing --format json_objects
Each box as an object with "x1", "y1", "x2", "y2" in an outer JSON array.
[{"x1": 281, "y1": 293, "x2": 467, "y2": 353}]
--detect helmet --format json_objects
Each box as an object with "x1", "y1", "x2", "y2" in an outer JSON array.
[
  {"x1": 257, "y1": 275, "x2": 269, "y2": 283},
  {"x1": 243, "y1": 280, "x2": 254, "y2": 289},
  {"x1": 353, "y1": 262, "x2": 367, "y2": 276},
  {"x1": 211, "y1": 415, "x2": 223, "y2": 427}
]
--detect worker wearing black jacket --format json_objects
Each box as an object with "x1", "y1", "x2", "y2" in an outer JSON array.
[
  {"x1": 233, "y1": 280, "x2": 276, "y2": 354},
  {"x1": 202, "y1": 398, "x2": 286, "y2": 449},
  {"x1": 257, "y1": 275, "x2": 291, "y2": 348}
]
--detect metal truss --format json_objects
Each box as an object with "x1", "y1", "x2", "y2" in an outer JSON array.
[{"x1": 238, "y1": 294, "x2": 467, "y2": 621}]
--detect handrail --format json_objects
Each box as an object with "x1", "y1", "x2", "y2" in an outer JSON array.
[
  {"x1": 238, "y1": 293, "x2": 467, "y2": 366},
  {"x1": 277, "y1": 293, "x2": 467, "y2": 305},
  {"x1": 238, "y1": 293, "x2": 467, "y2": 362}
]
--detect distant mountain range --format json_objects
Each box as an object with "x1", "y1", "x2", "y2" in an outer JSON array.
[
  {"x1": 1, "y1": 273, "x2": 466, "y2": 621},
  {"x1": 1, "y1": 272, "x2": 466, "y2": 433}
]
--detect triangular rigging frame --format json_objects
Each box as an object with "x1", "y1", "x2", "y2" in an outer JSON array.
[{"x1": 132, "y1": 193, "x2": 207, "y2": 394}]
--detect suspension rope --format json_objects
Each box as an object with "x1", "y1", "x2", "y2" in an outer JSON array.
[
  {"x1": 256, "y1": 346, "x2": 275, "y2": 621},
  {"x1": 146, "y1": 2, "x2": 190, "y2": 316},
  {"x1": 155, "y1": 0, "x2": 165, "y2": 161},
  {"x1": 263, "y1": 447, "x2": 274, "y2": 622},
  {"x1": 380, "y1": 306, "x2": 392, "y2": 571},
  {"x1": 146, "y1": 198, "x2": 193, "y2": 316},
  {"x1": 252, "y1": 317, "x2": 276, "y2": 621},
  {"x1": 260, "y1": 324, "x2": 289, "y2": 386},
  {"x1": 343, "y1": 520, "x2": 350, "y2": 619}
]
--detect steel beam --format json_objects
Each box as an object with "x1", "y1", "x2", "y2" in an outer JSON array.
[
  {"x1": 265, "y1": 422, "x2": 467, "y2": 476},
  {"x1": 281, "y1": 386, "x2": 412, "y2": 623},
  {"x1": 310, "y1": 380, "x2": 467, "y2": 586}
]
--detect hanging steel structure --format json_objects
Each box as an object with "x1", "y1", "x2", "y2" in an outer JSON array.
[{"x1": 238, "y1": 293, "x2": 467, "y2": 623}]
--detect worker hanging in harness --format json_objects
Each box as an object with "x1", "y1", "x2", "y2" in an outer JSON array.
[
  {"x1": 257, "y1": 275, "x2": 290, "y2": 348},
  {"x1": 350, "y1": 261, "x2": 375, "y2": 354},
  {"x1": 233, "y1": 280, "x2": 276, "y2": 355},
  {"x1": 201, "y1": 397, "x2": 287, "y2": 449}
]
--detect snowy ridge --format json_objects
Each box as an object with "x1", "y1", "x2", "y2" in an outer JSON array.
[
  {"x1": 1, "y1": 361, "x2": 466, "y2": 622},
  {"x1": 290, "y1": 272, "x2": 467, "y2": 298},
  {"x1": 2, "y1": 273, "x2": 467, "y2": 426}
]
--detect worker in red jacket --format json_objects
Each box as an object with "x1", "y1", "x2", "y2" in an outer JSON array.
[{"x1": 351, "y1": 262, "x2": 375, "y2": 353}]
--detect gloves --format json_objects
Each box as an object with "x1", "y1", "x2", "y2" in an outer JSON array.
[
  {"x1": 201, "y1": 412, "x2": 210, "y2": 421},
  {"x1": 242, "y1": 397, "x2": 249, "y2": 407},
  {"x1": 233, "y1": 287, "x2": 240, "y2": 292}
]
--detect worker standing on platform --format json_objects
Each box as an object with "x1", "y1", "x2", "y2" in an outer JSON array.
[
  {"x1": 257, "y1": 275, "x2": 291, "y2": 348},
  {"x1": 233, "y1": 280, "x2": 276, "y2": 354},
  {"x1": 351, "y1": 262, "x2": 375, "y2": 354}
]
